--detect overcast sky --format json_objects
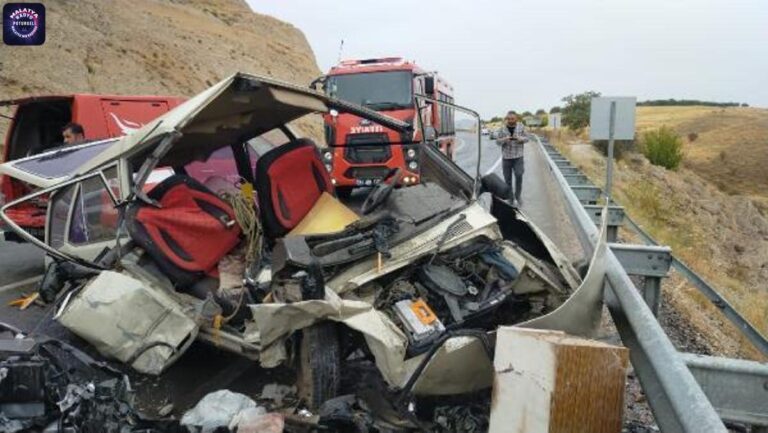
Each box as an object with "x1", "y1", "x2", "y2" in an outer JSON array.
[{"x1": 248, "y1": 0, "x2": 767, "y2": 118}]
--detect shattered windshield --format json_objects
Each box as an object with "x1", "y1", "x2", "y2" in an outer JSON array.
[
  {"x1": 328, "y1": 71, "x2": 413, "y2": 110},
  {"x1": 9, "y1": 139, "x2": 118, "y2": 179}
]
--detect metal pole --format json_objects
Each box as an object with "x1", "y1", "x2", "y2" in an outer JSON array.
[
  {"x1": 605, "y1": 101, "x2": 616, "y2": 202},
  {"x1": 644, "y1": 277, "x2": 662, "y2": 316}
]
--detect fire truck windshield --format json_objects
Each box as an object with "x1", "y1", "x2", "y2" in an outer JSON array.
[{"x1": 328, "y1": 71, "x2": 413, "y2": 110}]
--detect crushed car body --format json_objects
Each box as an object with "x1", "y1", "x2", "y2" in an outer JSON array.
[{"x1": 0, "y1": 73, "x2": 605, "y2": 412}]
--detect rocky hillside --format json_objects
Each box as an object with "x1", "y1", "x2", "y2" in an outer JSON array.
[{"x1": 0, "y1": 0, "x2": 321, "y2": 137}]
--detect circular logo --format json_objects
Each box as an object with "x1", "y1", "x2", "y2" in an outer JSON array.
[{"x1": 8, "y1": 7, "x2": 39, "y2": 39}]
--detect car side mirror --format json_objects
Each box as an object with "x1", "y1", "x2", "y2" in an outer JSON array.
[{"x1": 424, "y1": 76, "x2": 435, "y2": 95}]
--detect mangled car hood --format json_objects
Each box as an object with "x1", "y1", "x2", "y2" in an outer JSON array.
[{"x1": 0, "y1": 72, "x2": 411, "y2": 188}]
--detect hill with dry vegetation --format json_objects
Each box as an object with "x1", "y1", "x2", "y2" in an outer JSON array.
[
  {"x1": 0, "y1": 0, "x2": 321, "y2": 139},
  {"x1": 636, "y1": 106, "x2": 768, "y2": 212},
  {"x1": 546, "y1": 105, "x2": 768, "y2": 359}
]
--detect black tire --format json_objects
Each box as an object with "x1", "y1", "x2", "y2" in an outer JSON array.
[
  {"x1": 335, "y1": 187, "x2": 353, "y2": 200},
  {"x1": 297, "y1": 322, "x2": 340, "y2": 410}
]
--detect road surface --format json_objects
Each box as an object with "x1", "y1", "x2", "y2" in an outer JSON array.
[{"x1": 452, "y1": 130, "x2": 584, "y2": 260}]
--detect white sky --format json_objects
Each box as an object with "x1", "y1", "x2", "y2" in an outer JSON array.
[{"x1": 248, "y1": 0, "x2": 768, "y2": 118}]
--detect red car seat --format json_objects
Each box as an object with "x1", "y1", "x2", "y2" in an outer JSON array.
[
  {"x1": 254, "y1": 138, "x2": 334, "y2": 238},
  {"x1": 126, "y1": 175, "x2": 242, "y2": 288}
]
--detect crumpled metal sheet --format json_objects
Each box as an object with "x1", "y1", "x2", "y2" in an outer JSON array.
[
  {"x1": 248, "y1": 208, "x2": 610, "y2": 394},
  {"x1": 57, "y1": 270, "x2": 198, "y2": 375},
  {"x1": 518, "y1": 205, "x2": 609, "y2": 337},
  {"x1": 249, "y1": 293, "x2": 504, "y2": 395}
]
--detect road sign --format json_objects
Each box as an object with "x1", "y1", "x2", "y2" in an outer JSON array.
[
  {"x1": 589, "y1": 96, "x2": 636, "y2": 202},
  {"x1": 589, "y1": 97, "x2": 636, "y2": 141},
  {"x1": 550, "y1": 113, "x2": 562, "y2": 129}
]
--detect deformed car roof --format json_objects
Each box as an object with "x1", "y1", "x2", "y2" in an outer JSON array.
[{"x1": 0, "y1": 72, "x2": 412, "y2": 187}]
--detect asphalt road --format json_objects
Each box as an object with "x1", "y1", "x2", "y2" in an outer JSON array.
[{"x1": 453, "y1": 130, "x2": 585, "y2": 260}]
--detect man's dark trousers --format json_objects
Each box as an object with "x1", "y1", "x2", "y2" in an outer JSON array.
[{"x1": 502, "y1": 157, "x2": 524, "y2": 202}]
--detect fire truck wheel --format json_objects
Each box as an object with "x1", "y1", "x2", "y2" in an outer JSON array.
[{"x1": 296, "y1": 321, "x2": 341, "y2": 410}]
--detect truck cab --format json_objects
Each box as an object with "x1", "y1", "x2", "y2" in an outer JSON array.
[
  {"x1": 0, "y1": 94, "x2": 184, "y2": 241},
  {"x1": 318, "y1": 58, "x2": 455, "y2": 198}
]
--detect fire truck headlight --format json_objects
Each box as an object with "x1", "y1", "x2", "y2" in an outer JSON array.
[
  {"x1": 408, "y1": 161, "x2": 418, "y2": 171},
  {"x1": 406, "y1": 148, "x2": 416, "y2": 159},
  {"x1": 325, "y1": 164, "x2": 333, "y2": 172},
  {"x1": 323, "y1": 151, "x2": 333, "y2": 161}
]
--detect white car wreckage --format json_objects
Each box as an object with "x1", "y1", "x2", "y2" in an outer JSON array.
[{"x1": 0, "y1": 73, "x2": 609, "y2": 432}]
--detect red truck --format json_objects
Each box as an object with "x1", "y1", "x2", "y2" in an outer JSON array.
[
  {"x1": 0, "y1": 94, "x2": 184, "y2": 241},
  {"x1": 317, "y1": 57, "x2": 455, "y2": 197}
]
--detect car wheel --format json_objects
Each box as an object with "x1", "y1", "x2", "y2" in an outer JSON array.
[
  {"x1": 297, "y1": 322, "x2": 341, "y2": 410},
  {"x1": 335, "y1": 187, "x2": 353, "y2": 200}
]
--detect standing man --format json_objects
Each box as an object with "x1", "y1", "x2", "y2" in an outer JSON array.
[
  {"x1": 495, "y1": 111, "x2": 528, "y2": 205},
  {"x1": 62, "y1": 122, "x2": 86, "y2": 145}
]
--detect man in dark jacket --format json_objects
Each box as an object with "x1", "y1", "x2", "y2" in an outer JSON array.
[{"x1": 494, "y1": 111, "x2": 528, "y2": 205}]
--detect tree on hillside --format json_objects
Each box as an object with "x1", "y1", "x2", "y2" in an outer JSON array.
[
  {"x1": 535, "y1": 109, "x2": 546, "y2": 115},
  {"x1": 561, "y1": 91, "x2": 600, "y2": 131},
  {"x1": 522, "y1": 111, "x2": 533, "y2": 117},
  {"x1": 539, "y1": 114, "x2": 549, "y2": 127},
  {"x1": 550, "y1": 106, "x2": 561, "y2": 114}
]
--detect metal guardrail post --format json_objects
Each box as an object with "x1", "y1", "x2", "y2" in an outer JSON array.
[
  {"x1": 534, "y1": 135, "x2": 728, "y2": 433},
  {"x1": 564, "y1": 173, "x2": 590, "y2": 186},
  {"x1": 583, "y1": 205, "x2": 625, "y2": 242},
  {"x1": 571, "y1": 185, "x2": 602, "y2": 205},
  {"x1": 610, "y1": 243, "x2": 672, "y2": 316}
]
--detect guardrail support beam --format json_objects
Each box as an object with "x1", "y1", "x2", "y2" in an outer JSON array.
[
  {"x1": 571, "y1": 185, "x2": 602, "y2": 205},
  {"x1": 609, "y1": 243, "x2": 672, "y2": 315},
  {"x1": 584, "y1": 205, "x2": 625, "y2": 242},
  {"x1": 564, "y1": 173, "x2": 591, "y2": 186},
  {"x1": 682, "y1": 353, "x2": 768, "y2": 428}
]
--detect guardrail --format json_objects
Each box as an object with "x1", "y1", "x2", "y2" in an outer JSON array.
[{"x1": 533, "y1": 134, "x2": 742, "y2": 433}]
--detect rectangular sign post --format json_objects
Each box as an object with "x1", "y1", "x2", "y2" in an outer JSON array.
[{"x1": 590, "y1": 97, "x2": 636, "y2": 202}]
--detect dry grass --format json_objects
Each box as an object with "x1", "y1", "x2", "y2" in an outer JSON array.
[
  {"x1": 636, "y1": 106, "x2": 768, "y2": 212},
  {"x1": 550, "y1": 129, "x2": 768, "y2": 360}
]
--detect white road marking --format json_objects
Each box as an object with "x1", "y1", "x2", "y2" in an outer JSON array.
[
  {"x1": 0, "y1": 275, "x2": 43, "y2": 293},
  {"x1": 484, "y1": 156, "x2": 503, "y2": 176}
]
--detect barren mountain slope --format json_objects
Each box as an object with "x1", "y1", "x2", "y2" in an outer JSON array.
[{"x1": 0, "y1": 0, "x2": 321, "y2": 138}]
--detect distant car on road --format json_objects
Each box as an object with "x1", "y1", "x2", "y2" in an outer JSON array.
[{"x1": 481, "y1": 127, "x2": 490, "y2": 135}]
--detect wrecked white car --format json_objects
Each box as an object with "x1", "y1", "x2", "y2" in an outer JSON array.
[{"x1": 0, "y1": 73, "x2": 588, "y2": 411}]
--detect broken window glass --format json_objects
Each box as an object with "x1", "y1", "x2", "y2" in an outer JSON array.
[
  {"x1": 48, "y1": 184, "x2": 76, "y2": 249},
  {"x1": 68, "y1": 175, "x2": 118, "y2": 245}
]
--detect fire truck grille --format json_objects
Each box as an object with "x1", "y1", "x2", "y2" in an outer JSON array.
[
  {"x1": 344, "y1": 166, "x2": 392, "y2": 180},
  {"x1": 344, "y1": 133, "x2": 391, "y2": 163}
]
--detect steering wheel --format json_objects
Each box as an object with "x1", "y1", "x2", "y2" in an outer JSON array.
[{"x1": 361, "y1": 168, "x2": 404, "y2": 215}]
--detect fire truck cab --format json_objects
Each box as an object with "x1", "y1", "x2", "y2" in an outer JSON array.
[{"x1": 318, "y1": 57, "x2": 455, "y2": 197}]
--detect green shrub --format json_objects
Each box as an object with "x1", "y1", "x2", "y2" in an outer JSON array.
[{"x1": 642, "y1": 126, "x2": 684, "y2": 169}]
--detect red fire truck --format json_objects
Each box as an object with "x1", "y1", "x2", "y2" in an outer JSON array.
[{"x1": 317, "y1": 57, "x2": 455, "y2": 197}]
